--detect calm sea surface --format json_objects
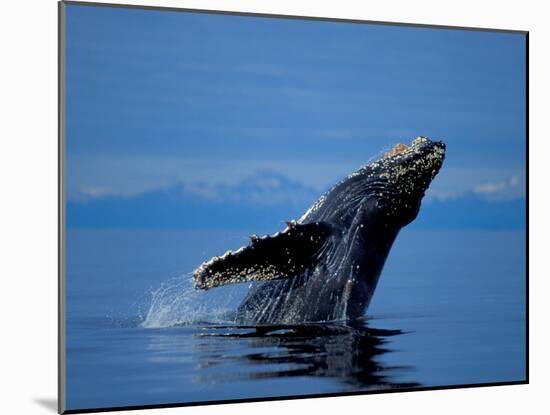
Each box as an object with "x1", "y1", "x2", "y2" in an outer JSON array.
[{"x1": 65, "y1": 229, "x2": 526, "y2": 410}]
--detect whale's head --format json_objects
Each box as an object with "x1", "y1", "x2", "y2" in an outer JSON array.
[{"x1": 351, "y1": 136, "x2": 446, "y2": 228}]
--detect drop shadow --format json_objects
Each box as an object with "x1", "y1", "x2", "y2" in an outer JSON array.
[{"x1": 34, "y1": 398, "x2": 57, "y2": 412}]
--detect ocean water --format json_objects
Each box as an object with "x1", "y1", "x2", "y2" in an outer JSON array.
[{"x1": 65, "y1": 229, "x2": 526, "y2": 411}]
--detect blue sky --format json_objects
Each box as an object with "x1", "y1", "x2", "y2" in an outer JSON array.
[{"x1": 65, "y1": 4, "x2": 526, "y2": 226}]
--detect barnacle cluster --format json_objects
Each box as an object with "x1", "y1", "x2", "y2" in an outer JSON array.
[
  {"x1": 192, "y1": 228, "x2": 294, "y2": 290},
  {"x1": 383, "y1": 143, "x2": 409, "y2": 159},
  {"x1": 192, "y1": 221, "x2": 330, "y2": 290}
]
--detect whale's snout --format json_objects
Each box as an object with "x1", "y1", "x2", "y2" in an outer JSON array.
[
  {"x1": 427, "y1": 139, "x2": 445, "y2": 155},
  {"x1": 373, "y1": 136, "x2": 446, "y2": 226},
  {"x1": 412, "y1": 136, "x2": 445, "y2": 154}
]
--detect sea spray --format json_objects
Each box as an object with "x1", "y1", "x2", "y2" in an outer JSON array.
[{"x1": 141, "y1": 274, "x2": 247, "y2": 328}]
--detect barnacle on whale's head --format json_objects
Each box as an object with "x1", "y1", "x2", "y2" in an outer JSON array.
[{"x1": 383, "y1": 143, "x2": 409, "y2": 159}]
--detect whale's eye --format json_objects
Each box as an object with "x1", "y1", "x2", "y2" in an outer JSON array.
[{"x1": 383, "y1": 143, "x2": 408, "y2": 159}]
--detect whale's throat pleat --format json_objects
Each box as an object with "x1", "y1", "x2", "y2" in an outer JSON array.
[{"x1": 193, "y1": 222, "x2": 338, "y2": 290}]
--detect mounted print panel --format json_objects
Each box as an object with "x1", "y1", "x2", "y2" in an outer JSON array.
[{"x1": 59, "y1": 1, "x2": 528, "y2": 413}]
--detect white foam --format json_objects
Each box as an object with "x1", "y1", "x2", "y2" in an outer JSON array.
[{"x1": 141, "y1": 274, "x2": 246, "y2": 328}]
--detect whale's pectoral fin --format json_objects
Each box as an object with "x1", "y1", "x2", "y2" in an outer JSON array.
[{"x1": 193, "y1": 222, "x2": 338, "y2": 290}]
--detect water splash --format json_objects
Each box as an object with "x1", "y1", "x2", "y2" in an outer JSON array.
[{"x1": 141, "y1": 274, "x2": 247, "y2": 328}]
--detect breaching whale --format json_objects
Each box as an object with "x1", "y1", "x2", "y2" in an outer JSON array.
[{"x1": 193, "y1": 137, "x2": 445, "y2": 324}]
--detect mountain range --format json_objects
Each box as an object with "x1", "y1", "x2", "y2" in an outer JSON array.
[{"x1": 67, "y1": 171, "x2": 525, "y2": 230}]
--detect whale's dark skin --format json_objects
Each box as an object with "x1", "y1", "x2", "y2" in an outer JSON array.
[{"x1": 193, "y1": 137, "x2": 445, "y2": 325}]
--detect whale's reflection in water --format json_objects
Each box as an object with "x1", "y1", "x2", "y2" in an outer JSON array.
[{"x1": 184, "y1": 319, "x2": 420, "y2": 390}]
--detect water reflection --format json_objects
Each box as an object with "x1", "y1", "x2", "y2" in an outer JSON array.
[{"x1": 190, "y1": 319, "x2": 420, "y2": 389}]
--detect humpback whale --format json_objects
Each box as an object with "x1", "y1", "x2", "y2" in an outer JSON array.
[{"x1": 193, "y1": 137, "x2": 445, "y2": 324}]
